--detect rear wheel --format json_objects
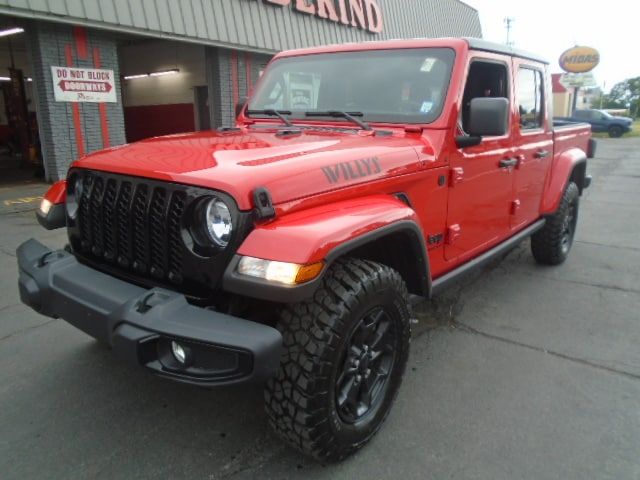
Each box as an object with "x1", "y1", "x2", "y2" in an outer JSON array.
[
  {"x1": 264, "y1": 258, "x2": 411, "y2": 462},
  {"x1": 531, "y1": 181, "x2": 580, "y2": 265},
  {"x1": 608, "y1": 125, "x2": 623, "y2": 138}
]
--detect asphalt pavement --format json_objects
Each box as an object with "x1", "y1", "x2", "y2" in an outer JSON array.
[{"x1": 1, "y1": 138, "x2": 639, "y2": 479}]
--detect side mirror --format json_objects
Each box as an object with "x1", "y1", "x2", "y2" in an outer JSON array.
[
  {"x1": 235, "y1": 97, "x2": 247, "y2": 118},
  {"x1": 467, "y1": 97, "x2": 509, "y2": 137},
  {"x1": 455, "y1": 135, "x2": 482, "y2": 148}
]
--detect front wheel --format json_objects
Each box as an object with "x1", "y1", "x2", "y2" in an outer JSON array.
[
  {"x1": 608, "y1": 125, "x2": 623, "y2": 138},
  {"x1": 264, "y1": 258, "x2": 411, "y2": 462},
  {"x1": 531, "y1": 182, "x2": 580, "y2": 265}
]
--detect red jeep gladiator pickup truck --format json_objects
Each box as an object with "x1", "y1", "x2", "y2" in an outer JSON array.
[{"x1": 18, "y1": 38, "x2": 594, "y2": 461}]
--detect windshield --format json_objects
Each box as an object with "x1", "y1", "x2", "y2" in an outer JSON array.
[{"x1": 248, "y1": 48, "x2": 456, "y2": 125}]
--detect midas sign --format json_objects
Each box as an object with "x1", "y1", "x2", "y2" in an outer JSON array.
[
  {"x1": 559, "y1": 46, "x2": 600, "y2": 73},
  {"x1": 263, "y1": 0, "x2": 383, "y2": 33}
]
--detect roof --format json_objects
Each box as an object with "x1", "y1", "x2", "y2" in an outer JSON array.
[
  {"x1": 552, "y1": 74, "x2": 568, "y2": 93},
  {"x1": 275, "y1": 37, "x2": 470, "y2": 58},
  {"x1": 275, "y1": 37, "x2": 549, "y2": 65},
  {"x1": 464, "y1": 38, "x2": 549, "y2": 64},
  {"x1": 0, "y1": 0, "x2": 482, "y2": 55}
]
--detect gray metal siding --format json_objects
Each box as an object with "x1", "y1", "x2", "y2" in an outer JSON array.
[{"x1": 0, "y1": 0, "x2": 481, "y2": 52}]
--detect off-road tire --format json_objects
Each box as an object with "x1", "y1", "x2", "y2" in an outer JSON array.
[
  {"x1": 264, "y1": 258, "x2": 411, "y2": 462},
  {"x1": 608, "y1": 125, "x2": 623, "y2": 138},
  {"x1": 531, "y1": 181, "x2": 580, "y2": 265}
]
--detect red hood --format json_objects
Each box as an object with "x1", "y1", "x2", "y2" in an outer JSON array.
[{"x1": 74, "y1": 127, "x2": 435, "y2": 210}]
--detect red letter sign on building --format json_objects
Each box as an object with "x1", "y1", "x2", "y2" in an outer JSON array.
[{"x1": 263, "y1": 0, "x2": 383, "y2": 33}]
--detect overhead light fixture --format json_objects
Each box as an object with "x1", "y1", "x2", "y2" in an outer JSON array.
[
  {"x1": 124, "y1": 68, "x2": 179, "y2": 80},
  {"x1": 0, "y1": 76, "x2": 33, "y2": 82},
  {"x1": 150, "y1": 68, "x2": 179, "y2": 77},
  {"x1": 123, "y1": 73, "x2": 148, "y2": 80},
  {"x1": 0, "y1": 27, "x2": 24, "y2": 37}
]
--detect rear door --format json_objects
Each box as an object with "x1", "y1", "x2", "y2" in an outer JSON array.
[
  {"x1": 445, "y1": 53, "x2": 516, "y2": 262},
  {"x1": 511, "y1": 61, "x2": 553, "y2": 229},
  {"x1": 588, "y1": 110, "x2": 608, "y2": 132}
]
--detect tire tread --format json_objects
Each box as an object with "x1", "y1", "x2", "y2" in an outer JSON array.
[
  {"x1": 264, "y1": 258, "x2": 410, "y2": 462},
  {"x1": 531, "y1": 182, "x2": 580, "y2": 265}
]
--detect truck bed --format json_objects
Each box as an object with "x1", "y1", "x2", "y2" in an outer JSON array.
[{"x1": 553, "y1": 121, "x2": 592, "y2": 158}]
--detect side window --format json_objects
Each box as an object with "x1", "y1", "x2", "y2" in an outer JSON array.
[
  {"x1": 461, "y1": 61, "x2": 509, "y2": 133},
  {"x1": 574, "y1": 110, "x2": 588, "y2": 120},
  {"x1": 517, "y1": 68, "x2": 544, "y2": 130}
]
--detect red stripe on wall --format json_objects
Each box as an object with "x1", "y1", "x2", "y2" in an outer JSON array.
[
  {"x1": 231, "y1": 50, "x2": 239, "y2": 110},
  {"x1": 124, "y1": 104, "x2": 195, "y2": 143},
  {"x1": 92, "y1": 47, "x2": 111, "y2": 148},
  {"x1": 245, "y1": 52, "x2": 252, "y2": 95},
  {"x1": 65, "y1": 44, "x2": 85, "y2": 157},
  {"x1": 73, "y1": 27, "x2": 89, "y2": 60}
]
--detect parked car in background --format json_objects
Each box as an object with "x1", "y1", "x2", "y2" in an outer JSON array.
[{"x1": 557, "y1": 109, "x2": 634, "y2": 137}]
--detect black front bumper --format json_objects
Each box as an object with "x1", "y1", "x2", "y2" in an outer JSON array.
[{"x1": 17, "y1": 239, "x2": 282, "y2": 386}]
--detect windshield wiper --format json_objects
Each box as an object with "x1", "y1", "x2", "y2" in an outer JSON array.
[
  {"x1": 246, "y1": 109, "x2": 294, "y2": 127},
  {"x1": 305, "y1": 111, "x2": 372, "y2": 131}
]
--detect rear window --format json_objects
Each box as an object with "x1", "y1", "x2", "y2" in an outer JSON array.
[{"x1": 517, "y1": 68, "x2": 544, "y2": 130}]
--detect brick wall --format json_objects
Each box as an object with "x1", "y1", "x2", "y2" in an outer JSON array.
[{"x1": 27, "y1": 21, "x2": 125, "y2": 181}]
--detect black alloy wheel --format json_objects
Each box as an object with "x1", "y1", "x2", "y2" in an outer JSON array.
[
  {"x1": 336, "y1": 306, "x2": 397, "y2": 424},
  {"x1": 560, "y1": 201, "x2": 577, "y2": 255}
]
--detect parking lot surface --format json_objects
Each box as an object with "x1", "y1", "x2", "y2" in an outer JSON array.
[{"x1": 1, "y1": 138, "x2": 639, "y2": 479}]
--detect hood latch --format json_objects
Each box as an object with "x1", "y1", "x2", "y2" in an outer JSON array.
[{"x1": 253, "y1": 187, "x2": 276, "y2": 221}]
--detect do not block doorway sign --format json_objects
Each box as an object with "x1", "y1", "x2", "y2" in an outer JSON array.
[{"x1": 51, "y1": 66, "x2": 117, "y2": 103}]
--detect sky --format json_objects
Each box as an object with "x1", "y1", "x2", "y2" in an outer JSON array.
[{"x1": 464, "y1": 0, "x2": 638, "y2": 92}]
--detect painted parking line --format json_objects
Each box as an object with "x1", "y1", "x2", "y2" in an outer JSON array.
[{"x1": 3, "y1": 196, "x2": 43, "y2": 207}]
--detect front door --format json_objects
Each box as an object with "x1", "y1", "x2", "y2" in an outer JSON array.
[
  {"x1": 588, "y1": 110, "x2": 608, "y2": 133},
  {"x1": 445, "y1": 55, "x2": 516, "y2": 262}
]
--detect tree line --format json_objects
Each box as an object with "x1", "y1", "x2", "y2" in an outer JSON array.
[{"x1": 595, "y1": 76, "x2": 640, "y2": 117}]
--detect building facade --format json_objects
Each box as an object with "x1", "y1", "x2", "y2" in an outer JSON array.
[{"x1": 0, "y1": 0, "x2": 481, "y2": 181}]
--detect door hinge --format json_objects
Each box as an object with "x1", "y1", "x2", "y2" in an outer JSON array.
[
  {"x1": 449, "y1": 167, "x2": 464, "y2": 187},
  {"x1": 510, "y1": 199, "x2": 521, "y2": 215},
  {"x1": 446, "y1": 224, "x2": 461, "y2": 245}
]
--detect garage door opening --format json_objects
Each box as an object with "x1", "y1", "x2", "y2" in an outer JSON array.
[
  {"x1": 0, "y1": 19, "x2": 43, "y2": 186},
  {"x1": 120, "y1": 39, "x2": 209, "y2": 143}
]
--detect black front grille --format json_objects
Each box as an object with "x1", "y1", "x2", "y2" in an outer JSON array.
[{"x1": 67, "y1": 169, "x2": 250, "y2": 298}]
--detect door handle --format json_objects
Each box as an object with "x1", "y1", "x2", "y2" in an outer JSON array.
[
  {"x1": 499, "y1": 158, "x2": 519, "y2": 168},
  {"x1": 535, "y1": 150, "x2": 550, "y2": 159}
]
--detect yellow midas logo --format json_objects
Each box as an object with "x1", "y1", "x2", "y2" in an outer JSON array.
[{"x1": 559, "y1": 46, "x2": 600, "y2": 74}]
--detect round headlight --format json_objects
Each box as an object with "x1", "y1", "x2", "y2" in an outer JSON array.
[
  {"x1": 66, "y1": 175, "x2": 82, "y2": 219},
  {"x1": 204, "y1": 197, "x2": 232, "y2": 248}
]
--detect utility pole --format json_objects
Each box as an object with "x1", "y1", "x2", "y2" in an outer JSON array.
[{"x1": 504, "y1": 17, "x2": 515, "y2": 46}]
